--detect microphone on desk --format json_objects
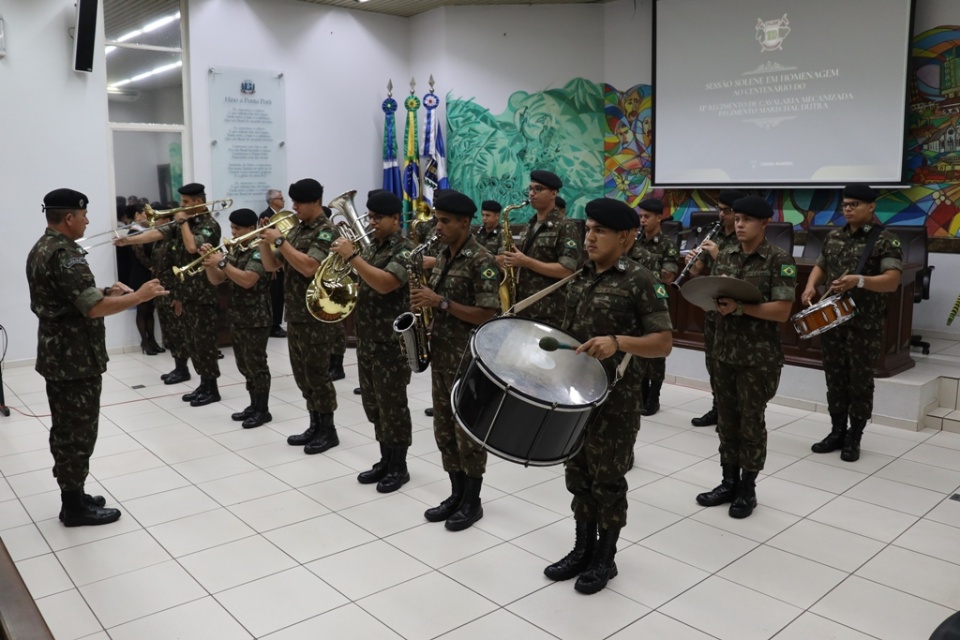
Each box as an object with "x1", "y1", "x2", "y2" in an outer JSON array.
[{"x1": 539, "y1": 336, "x2": 577, "y2": 352}]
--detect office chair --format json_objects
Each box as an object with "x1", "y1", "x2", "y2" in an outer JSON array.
[
  {"x1": 889, "y1": 225, "x2": 934, "y2": 355},
  {"x1": 764, "y1": 221, "x2": 795, "y2": 255},
  {"x1": 801, "y1": 225, "x2": 833, "y2": 260}
]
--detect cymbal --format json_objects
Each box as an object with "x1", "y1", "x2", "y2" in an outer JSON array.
[{"x1": 681, "y1": 276, "x2": 763, "y2": 312}]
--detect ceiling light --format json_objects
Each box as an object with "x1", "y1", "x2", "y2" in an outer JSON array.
[
  {"x1": 106, "y1": 11, "x2": 180, "y2": 55},
  {"x1": 109, "y1": 59, "x2": 181, "y2": 89}
]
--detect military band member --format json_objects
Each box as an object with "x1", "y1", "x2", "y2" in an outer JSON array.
[
  {"x1": 260, "y1": 178, "x2": 342, "y2": 454},
  {"x1": 332, "y1": 191, "x2": 414, "y2": 493},
  {"x1": 149, "y1": 212, "x2": 191, "y2": 381},
  {"x1": 502, "y1": 170, "x2": 581, "y2": 325},
  {"x1": 475, "y1": 200, "x2": 504, "y2": 256},
  {"x1": 555, "y1": 196, "x2": 567, "y2": 217},
  {"x1": 259, "y1": 188, "x2": 287, "y2": 338},
  {"x1": 324, "y1": 206, "x2": 348, "y2": 383},
  {"x1": 28, "y1": 188, "x2": 167, "y2": 526},
  {"x1": 686, "y1": 189, "x2": 745, "y2": 427},
  {"x1": 802, "y1": 185, "x2": 902, "y2": 462},
  {"x1": 410, "y1": 195, "x2": 441, "y2": 418},
  {"x1": 633, "y1": 197, "x2": 679, "y2": 416},
  {"x1": 545, "y1": 198, "x2": 672, "y2": 595},
  {"x1": 695, "y1": 196, "x2": 796, "y2": 519},
  {"x1": 201, "y1": 208, "x2": 273, "y2": 429},
  {"x1": 409, "y1": 190, "x2": 500, "y2": 531}
]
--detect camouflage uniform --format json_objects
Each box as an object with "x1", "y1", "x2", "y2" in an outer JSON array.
[
  {"x1": 712, "y1": 239, "x2": 797, "y2": 472},
  {"x1": 635, "y1": 230, "x2": 679, "y2": 386},
  {"x1": 161, "y1": 215, "x2": 221, "y2": 378},
  {"x1": 26, "y1": 229, "x2": 108, "y2": 492},
  {"x1": 279, "y1": 215, "x2": 342, "y2": 412},
  {"x1": 331, "y1": 322, "x2": 347, "y2": 356},
  {"x1": 515, "y1": 209, "x2": 581, "y2": 325},
  {"x1": 429, "y1": 235, "x2": 500, "y2": 477},
  {"x1": 224, "y1": 245, "x2": 271, "y2": 394},
  {"x1": 817, "y1": 224, "x2": 902, "y2": 421},
  {"x1": 152, "y1": 232, "x2": 188, "y2": 360},
  {"x1": 627, "y1": 243, "x2": 660, "y2": 276},
  {"x1": 474, "y1": 226, "x2": 503, "y2": 256},
  {"x1": 700, "y1": 228, "x2": 740, "y2": 388},
  {"x1": 356, "y1": 231, "x2": 414, "y2": 447},
  {"x1": 562, "y1": 257, "x2": 672, "y2": 529}
]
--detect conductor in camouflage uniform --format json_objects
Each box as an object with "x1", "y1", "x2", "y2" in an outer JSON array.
[
  {"x1": 695, "y1": 196, "x2": 796, "y2": 519},
  {"x1": 634, "y1": 197, "x2": 679, "y2": 416},
  {"x1": 802, "y1": 184, "x2": 902, "y2": 462},
  {"x1": 502, "y1": 170, "x2": 581, "y2": 326},
  {"x1": 475, "y1": 200, "x2": 504, "y2": 255},
  {"x1": 332, "y1": 191, "x2": 414, "y2": 493},
  {"x1": 685, "y1": 189, "x2": 745, "y2": 427},
  {"x1": 201, "y1": 208, "x2": 273, "y2": 429},
  {"x1": 28, "y1": 188, "x2": 167, "y2": 526},
  {"x1": 260, "y1": 178, "x2": 343, "y2": 455},
  {"x1": 545, "y1": 198, "x2": 672, "y2": 595},
  {"x1": 410, "y1": 190, "x2": 500, "y2": 532}
]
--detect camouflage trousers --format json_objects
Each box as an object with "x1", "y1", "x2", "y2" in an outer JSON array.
[
  {"x1": 357, "y1": 340, "x2": 412, "y2": 447},
  {"x1": 156, "y1": 296, "x2": 188, "y2": 360},
  {"x1": 714, "y1": 360, "x2": 781, "y2": 472},
  {"x1": 644, "y1": 357, "x2": 666, "y2": 385},
  {"x1": 232, "y1": 325, "x2": 271, "y2": 394},
  {"x1": 821, "y1": 324, "x2": 883, "y2": 421},
  {"x1": 332, "y1": 322, "x2": 346, "y2": 356},
  {"x1": 703, "y1": 311, "x2": 718, "y2": 395},
  {"x1": 432, "y1": 367, "x2": 487, "y2": 477},
  {"x1": 46, "y1": 376, "x2": 102, "y2": 492},
  {"x1": 183, "y1": 301, "x2": 220, "y2": 378},
  {"x1": 565, "y1": 378, "x2": 643, "y2": 530},
  {"x1": 287, "y1": 321, "x2": 338, "y2": 413}
]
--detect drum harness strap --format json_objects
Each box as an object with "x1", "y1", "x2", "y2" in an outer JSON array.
[{"x1": 821, "y1": 224, "x2": 882, "y2": 303}]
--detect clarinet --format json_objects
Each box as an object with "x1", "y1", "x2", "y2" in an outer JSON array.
[{"x1": 673, "y1": 220, "x2": 722, "y2": 288}]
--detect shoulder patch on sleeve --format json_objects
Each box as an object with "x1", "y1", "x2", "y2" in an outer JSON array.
[
  {"x1": 780, "y1": 264, "x2": 797, "y2": 278},
  {"x1": 654, "y1": 283, "x2": 669, "y2": 299},
  {"x1": 564, "y1": 238, "x2": 578, "y2": 248},
  {"x1": 64, "y1": 256, "x2": 88, "y2": 268},
  {"x1": 200, "y1": 228, "x2": 212, "y2": 238},
  {"x1": 318, "y1": 230, "x2": 333, "y2": 241},
  {"x1": 481, "y1": 266, "x2": 498, "y2": 280},
  {"x1": 890, "y1": 237, "x2": 901, "y2": 248},
  {"x1": 252, "y1": 250, "x2": 261, "y2": 261}
]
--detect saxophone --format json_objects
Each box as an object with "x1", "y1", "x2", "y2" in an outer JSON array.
[
  {"x1": 393, "y1": 234, "x2": 438, "y2": 373},
  {"x1": 498, "y1": 200, "x2": 530, "y2": 312}
]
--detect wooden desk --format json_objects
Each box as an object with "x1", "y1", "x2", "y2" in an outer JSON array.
[{"x1": 669, "y1": 260, "x2": 919, "y2": 378}]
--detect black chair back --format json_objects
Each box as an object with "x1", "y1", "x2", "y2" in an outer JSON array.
[
  {"x1": 765, "y1": 221, "x2": 794, "y2": 255},
  {"x1": 801, "y1": 225, "x2": 833, "y2": 260},
  {"x1": 684, "y1": 211, "x2": 720, "y2": 252},
  {"x1": 889, "y1": 225, "x2": 932, "y2": 301},
  {"x1": 661, "y1": 220, "x2": 681, "y2": 247}
]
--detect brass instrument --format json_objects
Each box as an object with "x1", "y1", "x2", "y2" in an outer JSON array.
[
  {"x1": 498, "y1": 200, "x2": 530, "y2": 312},
  {"x1": 326, "y1": 190, "x2": 372, "y2": 251},
  {"x1": 80, "y1": 198, "x2": 234, "y2": 249},
  {"x1": 172, "y1": 210, "x2": 296, "y2": 281},
  {"x1": 394, "y1": 234, "x2": 439, "y2": 373},
  {"x1": 673, "y1": 220, "x2": 721, "y2": 288}
]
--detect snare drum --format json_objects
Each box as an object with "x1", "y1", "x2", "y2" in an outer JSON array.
[
  {"x1": 791, "y1": 294, "x2": 857, "y2": 339},
  {"x1": 451, "y1": 316, "x2": 610, "y2": 466}
]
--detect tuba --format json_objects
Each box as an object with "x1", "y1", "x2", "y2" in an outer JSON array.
[
  {"x1": 497, "y1": 200, "x2": 530, "y2": 312},
  {"x1": 393, "y1": 234, "x2": 438, "y2": 373}
]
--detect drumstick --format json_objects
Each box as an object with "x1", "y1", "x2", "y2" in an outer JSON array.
[{"x1": 818, "y1": 269, "x2": 849, "y2": 304}]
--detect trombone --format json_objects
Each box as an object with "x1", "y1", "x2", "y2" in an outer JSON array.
[
  {"x1": 172, "y1": 210, "x2": 296, "y2": 281},
  {"x1": 80, "y1": 199, "x2": 234, "y2": 249}
]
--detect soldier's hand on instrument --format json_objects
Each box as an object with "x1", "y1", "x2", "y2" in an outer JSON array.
[
  {"x1": 137, "y1": 279, "x2": 169, "y2": 301},
  {"x1": 174, "y1": 210, "x2": 188, "y2": 223},
  {"x1": 330, "y1": 238, "x2": 354, "y2": 259},
  {"x1": 715, "y1": 296, "x2": 737, "y2": 316},
  {"x1": 202, "y1": 250, "x2": 222, "y2": 269},
  {"x1": 831, "y1": 275, "x2": 856, "y2": 293},
  {"x1": 801, "y1": 286, "x2": 817, "y2": 307},
  {"x1": 700, "y1": 239, "x2": 719, "y2": 259},
  {"x1": 112, "y1": 236, "x2": 128, "y2": 247},
  {"x1": 503, "y1": 248, "x2": 526, "y2": 267},
  {"x1": 172, "y1": 300, "x2": 183, "y2": 316},
  {"x1": 576, "y1": 336, "x2": 617, "y2": 360},
  {"x1": 410, "y1": 287, "x2": 440, "y2": 309},
  {"x1": 259, "y1": 227, "x2": 280, "y2": 243},
  {"x1": 422, "y1": 256, "x2": 437, "y2": 270},
  {"x1": 495, "y1": 254, "x2": 507, "y2": 268}
]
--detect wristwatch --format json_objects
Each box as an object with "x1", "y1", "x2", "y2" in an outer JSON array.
[
  {"x1": 439, "y1": 297, "x2": 451, "y2": 311},
  {"x1": 218, "y1": 257, "x2": 228, "y2": 270},
  {"x1": 274, "y1": 236, "x2": 285, "y2": 248},
  {"x1": 856, "y1": 275, "x2": 865, "y2": 289}
]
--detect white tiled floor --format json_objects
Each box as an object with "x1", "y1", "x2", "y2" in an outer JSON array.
[{"x1": 2, "y1": 340, "x2": 960, "y2": 639}]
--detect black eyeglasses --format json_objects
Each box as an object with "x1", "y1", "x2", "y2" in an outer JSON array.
[
  {"x1": 718, "y1": 206, "x2": 733, "y2": 214},
  {"x1": 528, "y1": 185, "x2": 547, "y2": 194},
  {"x1": 840, "y1": 201, "x2": 861, "y2": 210}
]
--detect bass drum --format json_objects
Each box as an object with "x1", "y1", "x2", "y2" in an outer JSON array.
[{"x1": 451, "y1": 316, "x2": 610, "y2": 466}]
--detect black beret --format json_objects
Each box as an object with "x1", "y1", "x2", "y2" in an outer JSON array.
[
  {"x1": 733, "y1": 195, "x2": 773, "y2": 219},
  {"x1": 584, "y1": 198, "x2": 639, "y2": 231},
  {"x1": 843, "y1": 184, "x2": 879, "y2": 203},
  {"x1": 289, "y1": 178, "x2": 324, "y2": 203},
  {"x1": 178, "y1": 183, "x2": 205, "y2": 196},
  {"x1": 638, "y1": 198, "x2": 664, "y2": 214},
  {"x1": 481, "y1": 200, "x2": 502, "y2": 213},
  {"x1": 367, "y1": 191, "x2": 402, "y2": 216},
  {"x1": 229, "y1": 208, "x2": 258, "y2": 228},
  {"x1": 530, "y1": 170, "x2": 562, "y2": 190},
  {"x1": 43, "y1": 188, "x2": 89, "y2": 211},
  {"x1": 367, "y1": 188, "x2": 389, "y2": 199},
  {"x1": 434, "y1": 190, "x2": 477, "y2": 217},
  {"x1": 717, "y1": 190, "x2": 746, "y2": 207},
  {"x1": 555, "y1": 196, "x2": 566, "y2": 209}
]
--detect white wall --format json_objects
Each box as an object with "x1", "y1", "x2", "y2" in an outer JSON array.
[{"x1": 603, "y1": 0, "x2": 653, "y2": 89}]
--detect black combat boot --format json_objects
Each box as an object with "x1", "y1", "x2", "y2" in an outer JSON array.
[
  {"x1": 242, "y1": 392, "x2": 272, "y2": 429},
  {"x1": 425, "y1": 472, "x2": 466, "y2": 522},
  {"x1": 163, "y1": 358, "x2": 191, "y2": 385},
  {"x1": 329, "y1": 355, "x2": 345, "y2": 381},
  {"x1": 691, "y1": 398, "x2": 718, "y2": 427},
  {"x1": 231, "y1": 390, "x2": 256, "y2": 422},
  {"x1": 696, "y1": 464, "x2": 740, "y2": 507},
  {"x1": 424, "y1": 407, "x2": 434, "y2": 417},
  {"x1": 182, "y1": 380, "x2": 205, "y2": 402},
  {"x1": 574, "y1": 526, "x2": 620, "y2": 594},
  {"x1": 60, "y1": 490, "x2": 121, "y2": 527},
  {"x1": 728, "y1": 471, "x2": 759, "y2": 519},
  {"x1": 377, "y1": 446, "x2": 410, "y2": 493},
  {"x1": 445, "y1": 475, "x2": 484, "y2": 531},
  {"x1": 544, "y1": 520, "x2": 597, "y2": 581},
  {"x1": 304, "y1": 413, "x2": 339, "y2": 454},
  {"x1": 58, "y1": 493, "x2": 106, "y2": 522},
  {"x1": 811, "y1": 412, "x2": 848, "y2": 454},
  {"x1": 641, "y1": 380, "x2": 662, "y2": 416},
  {"x1": 358, "y1": 443, "x2": 391, "y2": 484},
  {"x1": 841, "y1": 418, "x2": 867, "y2": 462},
  {"x1": 287, "y1": 411, "x2": 319, "y2": 446},
  {"x1": 190, "y1": 377, "x2": 221, "y2": 406}
]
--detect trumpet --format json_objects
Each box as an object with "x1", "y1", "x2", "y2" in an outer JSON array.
[
  {"x1": 172, "y1": 210, "x2": 296, "y2": 281},
  {"x1": 498, "y1": 200, "x2": 530, "y2": 312},
  {"x1": 81, "y1": 198, "x2": 234, "y2": 249}
]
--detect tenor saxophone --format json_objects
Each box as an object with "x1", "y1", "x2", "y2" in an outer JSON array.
[
  {"x1": 498, "y1": 199, "x2": 530, "y2": 312},
  {"x1": 393, "y1": 234, "x2": 438, "y2": 373}
]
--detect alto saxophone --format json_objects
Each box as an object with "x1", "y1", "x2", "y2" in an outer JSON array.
[
  {"x1": 498, "y1": 199, "x2": 530, "y2": 312},
  {"x1": 393, "y1": 234, "x2": 438, "y2": 373}
]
